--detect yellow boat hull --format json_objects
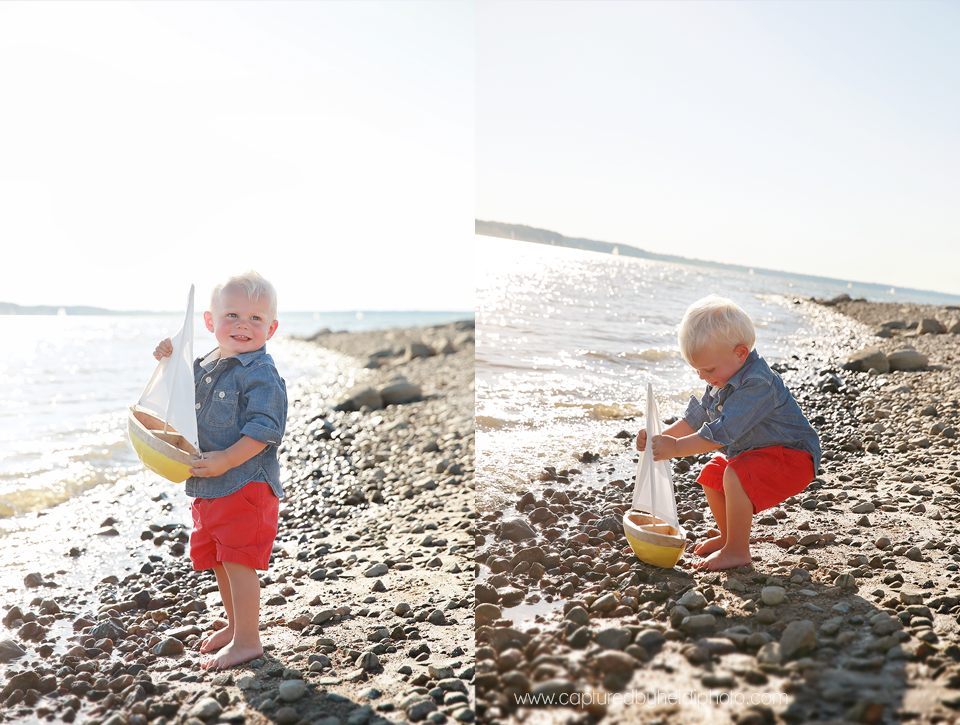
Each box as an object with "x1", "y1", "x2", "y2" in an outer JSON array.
[
  {"x1": 623, "y1": 511, "x2": 686, "y2": 569},
  {"x1": 127, "y1": 405, "x2": 199, "y2": 483}
]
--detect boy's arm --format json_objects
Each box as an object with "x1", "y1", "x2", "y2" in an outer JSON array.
[
  {"x1": 190, "y1": 436, "x2": 267, "y2": 478},
  {"x1": 663, "y1": 419, "x2": 695, "y2": 438},
  {"x1": 651, "y1": 431, "x2": 722, "y2": 461}
]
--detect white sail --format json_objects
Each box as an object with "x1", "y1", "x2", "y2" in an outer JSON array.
[
  {"x1": 138, "y1": 285, "x2": 199, "y2": 455},
  {"x1": 631, "y1": 382, "x2": 679, "y2": 529}
]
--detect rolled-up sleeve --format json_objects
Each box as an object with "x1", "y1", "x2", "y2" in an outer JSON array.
[
  {"x1": 240, "y1": 363, "x2": 287, "y2": 445},
  {"x1": 682, "y1": 393, "x2": 709, "y2": 432},
  {"x1": 697, "y1": 378, "x2": 778, "y2": 447}
]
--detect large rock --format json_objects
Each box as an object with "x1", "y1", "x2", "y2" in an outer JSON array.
[
  {"x1": 89, "y1": 620, "x2": 127, "y2": 642},
  {"x1": 594, "y1": 628, "x2": 633, "y2": 650},
  {"x1": 887, "y1": 346, "x2": 928, "y2": 372},
  {"x1": 499, "y1": 518, "x2": 536, "y2": 542},
  {"x1": 0, "y1": 639, "x2": 26, "y2": 664},
  {"x1": 593, "y1": 651, "x2": 637, "y2": 673},
  {"x1": 761, "y1": 586, "x2": 786, "y2": 606},
  {"x1": 917, "y1": 319, "x2": 946, "y2": 335},
  {"x1": 188, "y1": 697, "x2": 223, "y2": 720},
  {"x1": 476, "y1": 604, "x2": 501, "y2": 626},
  {"x1": 779, "y1": 619, "x2": 818, "y2": 660},
  {"x1": 279, "y1": 679, "x2": 307, "y2": 702},
  {"x1": 152, "y1": 637, "x2": 185, "y2": 656},
  {"x1": 334, "y1": 386, "x2": 383, "y2": 411},
  {"x1": 379, "y1": 378, "x2": 422, "y2": 406},
  {"x1": 843, "y1": 347, "x2": 889, "y2": 374},
  {"x1": 403, "y1": 343, "x2": 434, "y2": 362},
  {"x1": 680, "y1": 614, "x2": 716, "y2": 636}
]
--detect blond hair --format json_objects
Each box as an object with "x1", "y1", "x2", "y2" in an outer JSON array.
[
  {"x1": 211, "y1": 270, "x2": 278, "y2": 320},
  {"x1": 678, "y1": 295, "x2": 755, "y2": 364}
]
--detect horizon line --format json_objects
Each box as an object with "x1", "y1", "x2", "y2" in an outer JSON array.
[{"x1": 475, "y1": 220, "x2": 960, "y2": 302}]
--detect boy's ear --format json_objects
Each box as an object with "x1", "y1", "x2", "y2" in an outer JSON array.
[
  {"x1": 267, "y1": 320, "x2": 279, "y2": 340},
  {"x1": 735, "y1": 344, "x2": 749, "y2": 362},
  {"x1": 203, "y1": 311, "x2": 214, "y2": 333}
]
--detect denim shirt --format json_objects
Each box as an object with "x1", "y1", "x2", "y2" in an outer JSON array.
[
  {"x1": 184, "y1": 346, "x2": 287, "y2": 500},
  {"x1": 683, "y1": 349, "x2": 821, "y2": 472}
]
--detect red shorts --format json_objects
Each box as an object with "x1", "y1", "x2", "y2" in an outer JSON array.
[
  {"x1": 190, "y1": 481, "x2": 279, "y2": 571},
  {"x1": 697, "y1": 446, "x2": 814, "y2": 514}
]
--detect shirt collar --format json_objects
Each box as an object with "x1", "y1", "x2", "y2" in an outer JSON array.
[
  {"x1": 722, "y1": 348, "x2": 760, "y2": 392},
  {"x1": 198, "y1": 345, "x2": 267, "y2": 369}
]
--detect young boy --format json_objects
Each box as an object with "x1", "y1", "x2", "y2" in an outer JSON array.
[
  {"x1": 636, "y1": 295, "x2": 821, "y2": 571},
  {"x1": 154, "y1": 271, "x2": 287, "y2": 668}
]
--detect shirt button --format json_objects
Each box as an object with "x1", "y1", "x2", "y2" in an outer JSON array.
[
  {"x1": 219, "y1": 392, "x2": 225, "y2": 398},
  {"x1": 206, "y1": 377, "x2": 212, "y2": 383},
  {"x1": 717, "y1": 405, "x2": 723, "y2": 412},
  {"x1": 195, "y1": 403, "x2": 201, "y2": 410}
]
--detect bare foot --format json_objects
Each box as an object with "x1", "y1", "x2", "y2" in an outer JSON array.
[
  {"x1": 199, "y1": 626, "x2": 233, "y2": 653},
  {"x1": 694, "y1": 547, "x2": 752, "y2": 571},
  {"x1": 201, "y1": 640, "x2": 263, "y2": 670},
  {"x1": 693, "y1": 534, "x2": 725, "y2": 557}
]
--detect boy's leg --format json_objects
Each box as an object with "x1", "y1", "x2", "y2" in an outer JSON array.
[
  {"x1": 202, "y1": 561, "x2": 263, "y2": 669},
  {"x1": 200, "y1": 565, "x2": 234, "y2": 653},
  {"x1": 693, "y1": 456, "x2": 729, "y2": 556},
  {"x1": 693, "y1": 486, "x2": 727, "y2": 556},
  {"x1": 697, "y1": 466, "x2": 753, "y2": 571}
]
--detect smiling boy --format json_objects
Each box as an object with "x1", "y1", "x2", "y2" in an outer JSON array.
[
  {"x1": 154, "y1": 270, "x2": 287, "y2": 668},
  {"x1": 636, "y1": 295, "x2": 820, "y2": 571}
]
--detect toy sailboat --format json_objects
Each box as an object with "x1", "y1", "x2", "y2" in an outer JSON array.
[
  {"x1": 622, "y1": 382, "x2": 687, "y2": 568},
  {"x1": 127, "y1": 285, "x2": 201, "y2": 483}
]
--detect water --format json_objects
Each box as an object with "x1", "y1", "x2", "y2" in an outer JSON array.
[
  {"x1": 475, "y1": 235, "x2": 947, "y2": 511},
  {"x1": 0, "y1": 309, "x2": 467, "y2": 589}
]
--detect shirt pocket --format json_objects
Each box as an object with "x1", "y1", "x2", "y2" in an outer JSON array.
[{"x1": 205, "y1": 389, "x2": 239, "y2": 429}]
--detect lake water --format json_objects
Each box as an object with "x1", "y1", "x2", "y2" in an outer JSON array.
[{"x1": 474, "y1": 235, "x2": 953, "y2": 511}]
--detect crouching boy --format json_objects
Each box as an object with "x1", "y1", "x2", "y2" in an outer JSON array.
[{"x1": 636, "y1": 295, "x2": 820, "y2": 571}]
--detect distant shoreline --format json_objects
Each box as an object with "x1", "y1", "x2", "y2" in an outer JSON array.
[{"x1": 476, "y1": 219, "x2": 960, "y2": 305}]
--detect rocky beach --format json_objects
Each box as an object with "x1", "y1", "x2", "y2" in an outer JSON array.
[
  {"x1": 476, "y1": 297, "x2": 960, "y2": 725},
  {"x1": 0, "y1": 321, "x2": 476, "y2": 725}
]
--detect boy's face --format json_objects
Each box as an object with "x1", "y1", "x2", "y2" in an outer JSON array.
[
  {"x1": 689, "y1": 341, "x2": 749, "y2": 389},
  {"x1": 204, "y1": 287, "x2": 278, "y2": 358}
]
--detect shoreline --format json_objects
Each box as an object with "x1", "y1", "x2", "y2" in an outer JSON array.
[
  {"x1": 475, "y1": 298, "x2": 960, "y2": 725},
  {"x1": 0, "y1": 321, "x2": 476, "y2": 725}
]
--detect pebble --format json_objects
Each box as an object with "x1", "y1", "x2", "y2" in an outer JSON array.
[
  {"x1": 680, "y1": 613, "x2": 716, "y2": 636},
  {"x1": 151, "y1": 637, "x2": 185, "y2": 656},
  {"x1": 188, "y1": 698, "x2": 223, "y2": 721},
  {"x1": 761, "y1": 586, "x2": 786, "y2": 606},
  {"x1": 406, "y1": 698, "x2": 439, "y2": 721},
  {"x1": 278, "y1": 679, "x2": 307, "y2": 702}
]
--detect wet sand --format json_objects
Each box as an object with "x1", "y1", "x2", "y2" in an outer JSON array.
[
  {"x1": 476, "y1": 297, "x2": 960, "y2": 725},
  {"x1": 0, "y1": 321, "x2": 476, "y2": 725}
]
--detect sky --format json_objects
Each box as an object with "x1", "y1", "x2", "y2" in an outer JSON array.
[
  {"x1": 477, "y1": 1, "x2": 960, "y2": 296},
  {"x1": 0, "y1": 1, "x2": 473, "y2": 313}
]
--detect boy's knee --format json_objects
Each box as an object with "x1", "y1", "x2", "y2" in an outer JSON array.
[{"x1": 722, "y1": 467, "x2": 742, "y2": 490}]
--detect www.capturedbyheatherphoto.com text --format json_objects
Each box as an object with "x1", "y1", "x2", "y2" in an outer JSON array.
[{"x1": 515, "y1": 688, "x2": 791, "y2": 710}]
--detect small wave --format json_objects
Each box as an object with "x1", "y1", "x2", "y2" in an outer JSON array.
[
  {"x1": 553, "y1": 402, "x2": 643, "y2": 420},
  {"x1": 476, "y1": 415, "x2": 507, "y2": 430},
  {"x1": 0, "y1": 476, "x2": 108, "y2": 518},
  {"x1": 580, "y1": 349, "x2": 682, "y2": 367},
  {"x1": 0, "y1": 444, "x2": 137, "y2": 519},
  {"x1": 625, "y1": 349, "x2": 681, "y2": 362}
]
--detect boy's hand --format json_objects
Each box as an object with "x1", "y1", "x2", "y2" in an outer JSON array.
[
  {"x1": 153, "y1": 338, "x2": 173, "y2": 361},
  {"x1": 651, "y1": 435, "x2": 679, "y2": 461},
  {"x1": 190, "y1": 451, "x2": 232, "y2": 478},
  {"x1": 635, "y1": 430, "x2": 647, "y2": 451}
]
